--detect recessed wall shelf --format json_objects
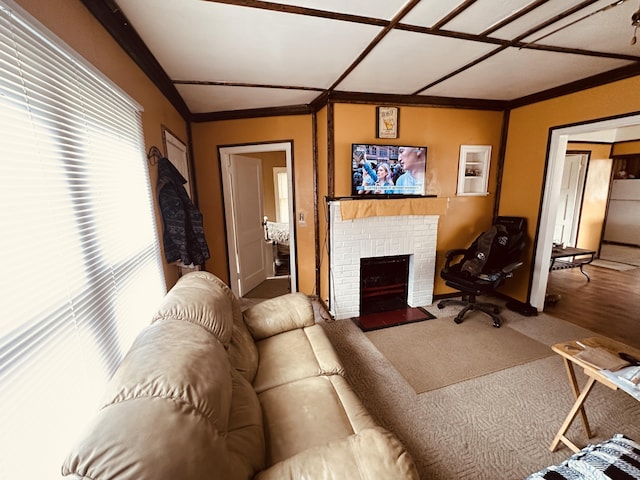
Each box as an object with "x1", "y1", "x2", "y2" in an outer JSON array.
[{"x1": 457, "y1": 145, "x2": 491, "y2": 196}]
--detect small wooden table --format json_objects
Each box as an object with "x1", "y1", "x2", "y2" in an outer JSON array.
[
  {"x1": 550, "y1": 336, "x2": 640, "y2": 453},
  {"x1": 550, "y1": 246, "x2": 596, "y2": 281}
]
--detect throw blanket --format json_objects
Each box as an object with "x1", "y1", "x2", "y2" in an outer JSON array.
[
  {"x1": 265, "y1": 221, "x2": 289, "y2": 246},
  {"x1": 526, "y1": 434, "x2": 640, "y2": 479}
]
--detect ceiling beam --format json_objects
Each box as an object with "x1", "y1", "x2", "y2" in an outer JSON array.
[
  {"x1": 79, "y1": 0, "x2": 190, "y2": 120},
  {"x1": 327, "y1": 0, "x2": 422, "y2": 92},
  {"x1": 201, "y1": 0, "x2": 388, "y2": 27},
  {"x1": 509, "y1": 62, "x2": 640, "y2": 108},
  {"x1": 191, "y1": 104, "x2": 312, "y2": 122},
  {"x1": 329, "y1": 91, "x2": 508, "y2": 111}
]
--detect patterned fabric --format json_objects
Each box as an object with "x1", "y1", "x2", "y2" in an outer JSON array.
[
  {"x1": 265, "y1": 221, "x2": 289, "y2": 246},
  {"x1": 157, "y1": 157, "x2": 210, "y2": 266},
  {"x1": 526, "y1": 434, "x2": 640, "y2": 480}
]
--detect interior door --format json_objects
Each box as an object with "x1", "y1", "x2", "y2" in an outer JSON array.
[
  {"x1": 230, "y1": 154, "x2": 267, "y2": 295},
  {"x1": 553, "y1": 153, "x2": 586, "y2": 246}
]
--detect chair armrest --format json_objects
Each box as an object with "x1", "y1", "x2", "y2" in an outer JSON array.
[
  {"x1": 442, "y1": 249, "x2": 468, "y2": 270},
  {"x1": 501, "y1": 261, "x2": 523, "y2": 274}
]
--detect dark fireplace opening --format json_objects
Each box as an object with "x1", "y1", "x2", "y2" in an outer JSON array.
[{"x1": 360, "y1": 255, "x2": 410, "y2": 316}]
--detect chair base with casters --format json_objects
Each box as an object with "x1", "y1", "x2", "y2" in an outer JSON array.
[{"x1": 438, "y1": 294, "x2": 502, "y2": 328}]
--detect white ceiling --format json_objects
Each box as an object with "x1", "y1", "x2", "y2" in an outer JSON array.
[{"x1": 111, "y1": 0, "x2": 640, "y2": 115}]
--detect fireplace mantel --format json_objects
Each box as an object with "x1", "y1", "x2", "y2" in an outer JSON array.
[{"x1": 337, "y1": 196, "x2": 448, "y2": 220}]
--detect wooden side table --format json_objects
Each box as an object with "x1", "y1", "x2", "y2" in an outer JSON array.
[
  {"x1": 549, "y1": 246, "x2": 596, "y2": 282},
  {"x1": 549, "y1": 336, "x2": 640, "y2": 453}
]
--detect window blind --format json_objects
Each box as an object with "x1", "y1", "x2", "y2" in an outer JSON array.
[{"x1": 0, "y1": 2, "x2": 166, "y2": 478}]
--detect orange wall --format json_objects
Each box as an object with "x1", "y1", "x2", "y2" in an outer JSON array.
[
  {"x1": 191, "y1": 116, "x2": 315, "y2": 293},
  {"x1": 612, "y1": 140, "x2": 640, "y2": 156},
  {"x1": 502, "y1": 76, "x2": 640, "y2": 301},
  {"x1": 332, "y1": 104, "x2": 504, "y2": 299},
  {"x1": 17, "y1": 0, "x2": 190, "y2": 290},
  {"x1": 194, "y1": 104, "x2": 503, "y2": 300}
]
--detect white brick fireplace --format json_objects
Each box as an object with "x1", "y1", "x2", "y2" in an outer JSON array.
[{"x1": 328, "y1": 201, "x2": 440, "y2": 319}]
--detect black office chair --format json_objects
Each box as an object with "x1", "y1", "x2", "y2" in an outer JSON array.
[{"x1": 437, "y1": 216, "x2": 527, "y2": 328}]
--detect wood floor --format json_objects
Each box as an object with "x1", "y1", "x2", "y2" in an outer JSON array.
[{"x1": 544, "y1": 263, "x2": 640, "y2": 349}]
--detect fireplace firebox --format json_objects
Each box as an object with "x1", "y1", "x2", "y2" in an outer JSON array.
[{"x1": 360, "y1": 255, "x2": 410, "y2": 316}]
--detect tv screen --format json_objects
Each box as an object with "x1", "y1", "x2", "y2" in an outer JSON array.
[{"x1": 351, "y1": 144, "x2": 427, "y2": 196}]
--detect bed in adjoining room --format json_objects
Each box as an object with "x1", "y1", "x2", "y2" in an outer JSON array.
[{"x1": 263, "y1": 216, "x2": 290, "y2": 276}]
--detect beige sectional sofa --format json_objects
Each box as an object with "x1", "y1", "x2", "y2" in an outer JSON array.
[{"x1": 62, "y1": 271, "x2": 418, "y2": 479}]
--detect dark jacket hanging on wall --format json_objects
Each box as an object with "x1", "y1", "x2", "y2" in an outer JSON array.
[{"x1": 157, "y1": 157, "x2": 210, "y2": 266}]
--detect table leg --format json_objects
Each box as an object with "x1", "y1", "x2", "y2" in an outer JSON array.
[
  {"x1": 562, "y1": 358, "x2": 592, "y2": 438},
  {"x1": 549, "y1": 375, "x2": 597, "y2": 452},
  {"x1": 579, "y1": 264, "x2": 590, "y2": 282}
]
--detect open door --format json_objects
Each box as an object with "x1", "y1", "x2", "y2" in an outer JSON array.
[
  {"x1": 553, "y1": 153, "x2": 587, "y2": 247},
  {"x1": 228, "y1": 154, "x2": 267, "y2": 296},
  {"x1": 219, "y1": 142, "x2": 297, "y2": 298}
]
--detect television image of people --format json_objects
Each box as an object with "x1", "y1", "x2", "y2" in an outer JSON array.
[{"x1": 352, "y1": 144, "x2": 427, "y2": 196}]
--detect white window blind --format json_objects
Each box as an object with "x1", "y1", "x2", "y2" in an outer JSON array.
[{"x1": 0, "y1": 2, "x2": 167, "y2": 478}]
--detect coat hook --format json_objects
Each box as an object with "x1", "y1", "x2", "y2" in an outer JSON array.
[{"x1": 147, "y1": 146, "x2": 162, "y2": 166}]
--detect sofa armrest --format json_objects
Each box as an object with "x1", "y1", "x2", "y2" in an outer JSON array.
[
  {"x1": 255, "y1": 427, "x2": 419, "y2": 480},
  {"x1": 243, "y1": 292, "x2": 314, "y2": 340}
]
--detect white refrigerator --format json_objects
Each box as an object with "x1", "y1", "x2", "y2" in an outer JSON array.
[{"x1": 603, "y1": 179, "x2": 640, "y2": 246}]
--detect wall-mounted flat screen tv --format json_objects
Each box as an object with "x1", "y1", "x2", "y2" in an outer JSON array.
[{"x1": 351, "y1": 144, "x2": 428, "y2": 197}]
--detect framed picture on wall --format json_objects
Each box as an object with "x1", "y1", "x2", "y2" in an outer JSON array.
[{"x1": 376, "y1": 106, "x2": 399, "y2": 139}]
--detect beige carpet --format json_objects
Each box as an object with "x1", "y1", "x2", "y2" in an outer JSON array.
[
  {"x1": 365, "y1": 317, "x2": 552, "y2": 393},
  {"x1": 320, "y1": 308, "x2": 640, "y2": 480}
]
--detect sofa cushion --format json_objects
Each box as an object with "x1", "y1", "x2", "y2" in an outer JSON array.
[
  {"x1": 63, "y1": 317, "x2": 265, "y2": 480},
  {"x1": 243, "y1": 292, "x2": 314, "y2": 340},
  {"x1": 102, "y1": 319, "x2": 232, "y2": 429},
  {"x1": 229, "y1": 316, "x2": 260, "y2": 383},
  {"x1": 258, "y1": 374, "x2": 378, "y2": 465},
  {"x1": 253, "y1": 324, "x2": 344, "y2": 393},
  {"x1": 62, "y1": 396, "x2": 240, "y2": 480},
  {"x1": 255, "y1": 427, "x2": 420, "y2": 480},
  {"x1": 201, "y1": 272, "x2": 260, "y2": 382},
  {"x1": 151, "y1": 271, "x2": 235, "y2": 347},
  {"x1": 227, "y1": 368, "x2": 266, "y2": 477}
]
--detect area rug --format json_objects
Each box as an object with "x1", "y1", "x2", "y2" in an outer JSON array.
[
  {"x1": 591, "y1": 258, "x2": 637, "y2": 271},
  {"x1": 365, "y1": 317, "x2": 552, "y2": 393},
  {"x1": 599, "y1": 244, "x2": 640, "y2": 267},
  {"x1": 352, "y1": 306, "x2": 436, "y2": 332}
]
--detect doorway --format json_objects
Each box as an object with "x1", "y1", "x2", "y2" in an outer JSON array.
[
  {"x1": 530, "y1": 113, "x2": 640, "y2": 310},
  {"x1": 219, "y1": 142, "x2": 296, "y2": 298}
]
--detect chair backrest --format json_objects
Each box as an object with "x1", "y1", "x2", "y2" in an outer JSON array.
[
  {"x1": 460, "y1": 216, "x2": 527, "y2": 276},
  {"x1": 481, "y1": 216, "x2": 527, "y2": 272}
]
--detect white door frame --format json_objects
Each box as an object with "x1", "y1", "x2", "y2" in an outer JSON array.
[
  {"x1": 530, "y1": 113, "x2": 640, "y2": 310},
  {"x1": 219, "y1": 142, "x2": 296, "y2": 297}
]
